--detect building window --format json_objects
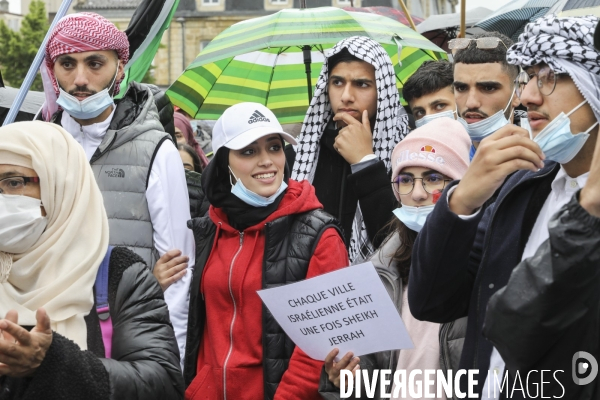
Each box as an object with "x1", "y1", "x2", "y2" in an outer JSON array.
[
  {"x1": 336, "y1": 0, "x2": 351, "y2": 3},
  {"x1": 8, "y1": 19, "x2": 19, "y2": 31},
  {"x1": 200, "y1": 40, "x2": 211, "y2": 51},
  {"x1": 202, "y1": 0, "x2": 219, "y2": 4},
  {"x1": 270, "y1": 0, "x2": 288, "y2": 3}
]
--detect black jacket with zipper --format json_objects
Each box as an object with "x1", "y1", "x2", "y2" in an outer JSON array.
[
  {"x1": 484, "y1": 192, "x2": 600, "y2": 399},
  {"x1": 0, "y1": 247, "x2": 184, "y2": 400},
  {"x1": 409, "y1": 161, "x2": 560, "y2": 398},
  {"x1": 285, "y1": 122, "x2": 397, "y2": 250}
]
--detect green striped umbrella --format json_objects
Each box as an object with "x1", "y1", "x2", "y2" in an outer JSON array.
[{"x1": 167, "y1": 7, "x2": 447, "y2": 124}]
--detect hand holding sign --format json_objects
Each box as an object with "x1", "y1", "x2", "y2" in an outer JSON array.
[
  {"x1": 324, "y1": 348, "x2": 360, "y2": 389},
  {"x1": 257, "y1": 262, "x2": 413, "y2": 362}
]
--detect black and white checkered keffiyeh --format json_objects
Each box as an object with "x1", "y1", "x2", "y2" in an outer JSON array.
[
  {"x1": 291, "y1": 36, "x2": 409, "y2": 262},
  {"x1": 507, "y1": 15, "x2": 600, "y2": 122}
]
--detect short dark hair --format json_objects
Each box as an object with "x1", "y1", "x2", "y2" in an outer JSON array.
[
  {"x1": 177, "y1": 143, "x2": 202, "y2": 173},
  {"x1": 328, "y1": 48, "x2": 362, "y2": 75},
  {"x1": 453, "y1": 32, "x2": 519, "y2": 81},
  {"x1": 403, "y1": 60, "x2": 453, "y2": 106}
]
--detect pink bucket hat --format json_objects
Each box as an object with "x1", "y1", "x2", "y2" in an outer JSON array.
[{"x1": 391, "y1": 117, "x2": 471, "y2": 201}]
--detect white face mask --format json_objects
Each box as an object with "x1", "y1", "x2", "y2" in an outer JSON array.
[
  {"x1": 414, "y1": 110, "x2": 456, "y2": 128},
  {"x1": 0, "y1": 194, "x2": 48, "y2": 254},
  {"x1": 392, "y1": 204, "x2": 435, "y2": 233}
]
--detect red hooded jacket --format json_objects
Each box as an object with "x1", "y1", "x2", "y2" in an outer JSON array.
[{"x1": 185, "y1": 179, "x2": 349, "y2": 400}]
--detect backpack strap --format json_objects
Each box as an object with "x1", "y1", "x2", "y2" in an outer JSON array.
[{"x1": 95, "y1": 246, "x2": 114, "y2": 358}]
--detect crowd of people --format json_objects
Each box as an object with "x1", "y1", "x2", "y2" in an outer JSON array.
[{"x1": 0, "y1": 8, "x2": 599, "y2": 400}]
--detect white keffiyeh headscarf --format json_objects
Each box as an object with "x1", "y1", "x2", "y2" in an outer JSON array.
[
  {"x1": 291, "y1": 36, "x2": 409, "y2": 261},
  {"x1": 507, "y1": 15, "x2": 600, "y2": 122}
]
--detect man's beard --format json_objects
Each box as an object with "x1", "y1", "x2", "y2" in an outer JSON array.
[{"x1": 60, "y1": 77, "x2": 115, "y2": 97}]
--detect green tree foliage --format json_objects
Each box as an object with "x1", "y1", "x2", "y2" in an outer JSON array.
[{"x1": 0, "y1": 1, "x2": 49, "y2": 90}]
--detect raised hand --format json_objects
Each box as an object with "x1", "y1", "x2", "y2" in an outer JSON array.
[
  {"x1": 153, "y1": 249, "x2": 189, "y2": 291},
  {"x1": 0, "y1": 308, "x2": 53, "y2": 378},
  {"x1": 324, "y1": 347, "x2": 360, "y2": 389},
  {"x1": 450, "y1": 124, "x2": 545, "y2": 215},
  {"x1": 333, "y1": 110, "x2": 375, "y2": 165}
]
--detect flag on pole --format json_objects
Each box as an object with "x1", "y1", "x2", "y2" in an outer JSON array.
[{"x1": 116, "y1": 0, "x2": 180, "y2": 97}]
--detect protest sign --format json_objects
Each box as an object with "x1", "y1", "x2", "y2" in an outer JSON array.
[{"x1": 257, "y1": 262, "x2": 413, "y2": 361}]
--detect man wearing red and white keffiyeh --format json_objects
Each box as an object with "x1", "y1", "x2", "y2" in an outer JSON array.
[{"x1": 42, "y1": 12, "x2": 195, "y2": 370}]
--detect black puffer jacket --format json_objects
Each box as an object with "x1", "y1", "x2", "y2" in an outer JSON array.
[
  {"x1": 184, "y1": 207, "x2": 344, "y2": 399},
  {"x1": 146, "y1": 84, "x2": 175, "y2": 141},
  {"x1": 484, "y1": 193, "x2": 600, "y2": 399},
  {"x1": 0, "y1": 247, "x2": 184, "y2": 400},
  {"x1": 185, "y1": 170, "x2": 210, "y2": 219}
]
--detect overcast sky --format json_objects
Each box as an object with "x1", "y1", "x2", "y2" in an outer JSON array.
[{"x1": 7, "y1": 0, "x2": 515, "y2": 18}]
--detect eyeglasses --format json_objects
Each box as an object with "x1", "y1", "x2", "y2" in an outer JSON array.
[
  {"x1": 515, "y1": 65, "x2": 567, "y2": 99},
  {"x1": 391, "y1": 173, "x2": 451, "y2": 196},
  {"x1": 448, "y1": 37, "x2": 508, "y2": 50},
  {"x1": 0, "y1": 176, "x2": 41, "y2": 196}
]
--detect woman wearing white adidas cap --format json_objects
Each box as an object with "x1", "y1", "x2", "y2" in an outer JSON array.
[{"x1": 182, "y1": 102, "x2": 349, "y2": 400}]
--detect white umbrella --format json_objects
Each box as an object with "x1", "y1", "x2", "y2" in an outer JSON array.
[{"x1": 0, "y1": 87, "x2": 44, "y2": 115}]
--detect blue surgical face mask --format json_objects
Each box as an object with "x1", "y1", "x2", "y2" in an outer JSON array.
[
  {"x1": 414, "y1": 110, "x2": 456, "y2": 128},
  {"x1": 392, "y1": 204, "x2": 435, "y2": 233},
  {"x1": 457, "y1": 88, "x2": 515, "y2": 142},
  {"x1": 56, "y1": 64, "x2": 119, "y2": 120},
  {"x1": 527, "y1": 99, "x2": 597, "y2": 164},
  {"x1": 229, "y1": 167, "x2": 287, "y2": 207},
  {"x1": 190, "y1": 120, "x2": 198, "y2": 134}
]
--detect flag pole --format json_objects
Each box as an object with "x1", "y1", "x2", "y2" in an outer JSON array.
[
  {"x1": 459, "y1": 0, "x2": 466, "y2": 38},
  {"x1": 2, "y1": 0, "x2": 73, "y2": 126},
  {"x1": 398, "y1": 0, "x2": 417, "y2": 31}
]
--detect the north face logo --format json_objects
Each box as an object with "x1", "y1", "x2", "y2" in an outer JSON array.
[
  {"x1": 105, "y1": 168, "x2": 125, "y2": 178},
  {"x1": 248, "y1": 110, "x2": 270, "y2": 124}
]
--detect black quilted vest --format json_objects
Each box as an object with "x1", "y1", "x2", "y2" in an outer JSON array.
[{"x1": 184, "y1": 209, "x2": 344, "y2": 399}]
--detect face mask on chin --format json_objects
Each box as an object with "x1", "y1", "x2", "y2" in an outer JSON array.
[
  {"x1": 524, "y1": 99, "x2": 598, "y2": 164},
  {"x1": 392, "y1": 204, "x2": 435, "y2": 233},
  {"x1": 457, "y1": 88, "x2": 516, "y2": 142},
  {"x1": 56, "y1": 63, "x2": 119, "y2": 120},
  {"x1": 228, "y1": 166, "x2": 287, "y2": 207}
]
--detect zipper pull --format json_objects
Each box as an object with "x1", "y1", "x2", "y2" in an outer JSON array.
[{"x1": 239, "y1": 232, "x2": 244, "y2": 246}]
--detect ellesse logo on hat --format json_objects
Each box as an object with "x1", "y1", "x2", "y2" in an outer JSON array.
[
  {"x1": 248, "y1": 110, "x2": 270, "y2": 124},
  {"x1": 396, "y1": 145, "x2": 445, "y2": 166}
]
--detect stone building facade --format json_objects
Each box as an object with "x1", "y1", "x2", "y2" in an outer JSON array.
[{"x1": 0, "y1": 0, "x2": 23, "y2": 31}]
